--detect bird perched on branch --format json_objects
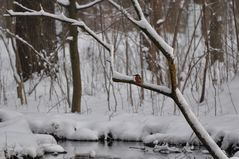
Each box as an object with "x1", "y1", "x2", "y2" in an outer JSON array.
[{"x1": 133, "y1": 74, "x2": 143, "y2": 85}]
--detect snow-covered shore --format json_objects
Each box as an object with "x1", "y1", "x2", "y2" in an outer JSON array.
[
  {"x1": 0, "y1": 110, "x2": 65, "y2": 158},
  {"x1": 1, "y1": 109, "x2": 239, "y2": 158}
]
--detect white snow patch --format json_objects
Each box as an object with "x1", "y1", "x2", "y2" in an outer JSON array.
[
  {"x1": 57, "y1": 0, "x2": 69, "y2": 6},
  {"x1": 0, "y1": 110, "x2": 64, "y2": 158}
]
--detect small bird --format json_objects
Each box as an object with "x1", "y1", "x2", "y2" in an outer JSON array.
[{"x1": 133, "y1": 74, "x2": 143, "y2": 85}]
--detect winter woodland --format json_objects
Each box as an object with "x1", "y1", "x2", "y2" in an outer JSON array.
[{"x1": 0, "y1": 0, "x2": 239, "y2": 159}]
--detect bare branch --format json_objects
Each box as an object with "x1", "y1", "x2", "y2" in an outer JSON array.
[
  {"x1": 110, "y1": 39, "x2": 171, "y2": 97},
  {"x1": 112, "y1": 72, "x2": 171, "y2": 96},
  {"x1": 130, "y1": 0, "x2": 144, "y2": 20},
  {"x1": 76, "y1": 0, "x2": 104, "y2": 10},
  {"x1": 108, "y1": 0, "x2": 138, "y2": 24},
  {"x1": 108, "y1": 0, "x2": 174, "y2": 60},
  {"x1": 13, "y1": 1, "x2": 35, "y2": 12},
  {"x1": 0, "y1": 34, "x2": 20, "y2": 83},
  {"x1": 0, "y1": 26, "x2": 53, "y2": 67},
  {"x1": 6, "y1": 9, "x2": 112, "y2": 52},
  {"x1": 108, "y1": 0, "x2": 176, "y2": 92},
  {"x1": 57, "y1": 0, "x2": 70, "y2": 7}
]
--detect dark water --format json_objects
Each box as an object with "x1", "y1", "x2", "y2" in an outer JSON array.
[{"x1": 45, "y1": 141, "x2": 213, "y2": 159}]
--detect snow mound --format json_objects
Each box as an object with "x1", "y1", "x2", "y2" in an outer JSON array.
[
  {"x1": 40, "y1": 144, "x2": 65, "y2": 153},
  {"x1": 0, "y1": 109, "x2": 64, "y2": 158},
  {"x1": 68, "y1": 128, "x2": 98, "y2": 140}
]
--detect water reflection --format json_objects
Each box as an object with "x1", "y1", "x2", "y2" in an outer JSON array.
[{"x1": 45, "y1": 141, "x2": 213, "y2": 159}]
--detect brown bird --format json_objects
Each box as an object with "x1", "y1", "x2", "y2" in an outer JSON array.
[{"x1": 133, "y1": 74, "x2": 142, "y2": 85}]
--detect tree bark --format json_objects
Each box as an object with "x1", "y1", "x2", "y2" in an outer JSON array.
[
  {"x1": 68, "y1": 0, "x2": 82, "y2": 113},
  {"x1": 208, "y1": 0, "x2": 224, "y2": 65},
  {"x1": 200, "y1": 3, "x2": 210, "y2": 103}
]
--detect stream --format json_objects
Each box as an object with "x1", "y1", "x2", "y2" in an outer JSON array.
[{"x1": 45, "y1": 141, "x2": 213, "y2": 159}]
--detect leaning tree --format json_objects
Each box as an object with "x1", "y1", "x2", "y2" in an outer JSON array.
[{"x1": 6, "y1": 0, "x2": 229, "y2": 158}]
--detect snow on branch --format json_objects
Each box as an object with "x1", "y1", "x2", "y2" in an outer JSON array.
[
  {"x1": 6, "y1": 8, "x2": 112, "y2": 52},
  {"x1": 57, "y1": 0, "x2": 70, "y2": 7},
  {"x1": 0, "y1": 26, "x2": 53, "y2": 68},
  {"x1": 76, "y1": 0, "x2": 103, "y2": 10},
  {"x1": 57, "y1": 0, "x2": 103, "y2": 9},
  {"x1": 108, "y1": 0, "x2": 174, "y2": 59},
  {"x1": 130, "y1": 0, "x2": 144, "y2": 19},
  {"x1": 110, "y1": 41, "x2": 171, "y2": 96},
  {"x1": 108, "y1": 0, "x2": 176, "y2": 92},
  {"x1": 112, "y1": 72, "x2": 171, "y2": 96},
  {"x1": 108, "y1": 0, "x2": 138, "y2": 24},
  {"x1": 13, "y1": 1, "x2": 34, "y2": 12}
]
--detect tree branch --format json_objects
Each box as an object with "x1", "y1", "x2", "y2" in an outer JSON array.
[
  {"x1": 13, "y1": 1, "x2": 35, "y2": 12},
  {"x1": 76, "y1": 0, "x2": 104, "y2": 10},
  {"x1": 57, "y1": 0, "x2": 70, "y2": 7},
  {"x1": 6, "y1": 8, "x2": 112, "y2": 52},
  {"x1": 57, "y1": 0, "x2": 104, "y2": 9},
  {"x1": 108, "y1": 0, "x2": 176, "y2": 92},
  {"x1": 0, "y1": 26, "x2": 53, "y2": 68},
  {"x1": 108, "y1": 1, "x2": 229, "y2": 158},
  {"x1": 130, "y1": 0, "x2": 144, "y2": 20},
  {"x1": 108, "y1": 0, "x2": 138, "y2": 24},
  {"x1": 108, "y1": 0, "x2": 174, "y2": 60},
  {"x1": 112, "y1": 72, "x2": 171, "y2": 96}
]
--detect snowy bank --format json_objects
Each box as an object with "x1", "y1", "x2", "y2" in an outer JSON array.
[
  {"x1": 23, "y1": 111, "x2": 239, "y2": 156},
  {"x1": 0, "y1": 110, "x2": 65, "y2": 158},
  {"x1": 2, "y1": 108, "x2": 239, "y2": 157}
]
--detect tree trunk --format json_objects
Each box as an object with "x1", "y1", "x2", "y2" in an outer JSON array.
[
  {"x1": 209, "y1": 0, "x2": 224, "y2": 65},
  {"x1": 173, "y1": 89, "x2": 228, "y2": 159},
  {"x1": 232, "y1": 0, "x2": 239, "y2": 74},
  {"x1": 145, "y1": 0, "x2": 163, "y2": 85},
  {"x1": 68, "y1": 0, "x2": 82, "y2": 113},
  {"x1": 200, "y1": 3, "x2": 210, "y2": 103}
]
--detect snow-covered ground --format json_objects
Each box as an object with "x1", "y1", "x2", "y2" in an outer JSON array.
[{"x1": 0, "y1": 110, "x2": 65, "y2": 158}]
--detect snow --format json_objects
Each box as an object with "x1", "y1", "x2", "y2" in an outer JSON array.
[
  {"x1": 76, "y1": 0, "x2": 102, "y2": 10},
  {"x1": 0, "y1": 110, "x2": 65, "y2": 158},
  {"x1": 233, "y1": 151, "x2": 239, "y2": 157},
  {"x1": 40, "y1": 144, "x2": 65, "y2": 153},
  {"x1": 2, "y1": 109, "x2": 239, "y2": 152},
  {"x1": 136, "y1": 18, "x2": 174, "y2": 58},
  {"x1": 89, "y1": 150, "x2": 96, "y2": 157},
  {"x1": 175, "y1": 89, "x2": 228, "y2": 159},
  {"x1": 112, "y1": 71, "x2": 171, "y2": 96},
  {"x1": 57, "y1": 0, "x2": 69, "y2": 6},
  {"x1": 113, "y1": 71, "x2": 134, "y2": 81},
  {"x1": 2, "y1": 107, "x2": 239, "y2": 157},
  {"x1": 156, "y1": 19, "x2": 165, "y2": 25}
]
